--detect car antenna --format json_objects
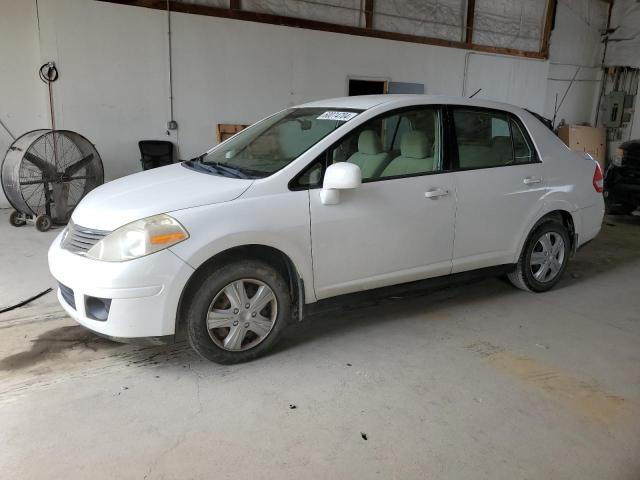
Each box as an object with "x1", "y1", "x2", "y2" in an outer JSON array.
[{"x1": 469, "y1": 88, "x2": 482, "y2": 98}]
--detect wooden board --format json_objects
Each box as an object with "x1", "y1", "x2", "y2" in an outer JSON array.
[{"x1": 216, "y1": 123, "x2": 248, "y2": 143}]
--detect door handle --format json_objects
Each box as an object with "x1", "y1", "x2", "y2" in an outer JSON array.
[
  {"x1": 523, "y1": 176, "x2": 542, "y2": 185},
  {"x1": 424, "y1": 188, "x2": 450, "y2": 199}
]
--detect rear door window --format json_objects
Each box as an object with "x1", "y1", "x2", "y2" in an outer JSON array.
[
  {"x1": 453, "y1": 109, "x2": 513, "y2": 169},
  {"x1": 452, "y1": 108, "x2": 537, "y2": 169}
]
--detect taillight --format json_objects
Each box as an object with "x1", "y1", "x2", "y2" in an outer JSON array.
[{"x1": 593, "y1": 163, "x2": 604, "y2": 193}]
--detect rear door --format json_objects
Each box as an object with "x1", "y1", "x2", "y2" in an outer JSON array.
[{"x1": 449, "y1": 107, "x2": 547, "y2": 272}]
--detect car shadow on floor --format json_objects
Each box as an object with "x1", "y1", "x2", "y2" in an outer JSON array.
[
  {"x1": 276, "y1": 216, "x2": 640, "y2": 356},
  {"x1": 273, "y1": 276, "x2": 514, "y2": 357},
  {"x1": 9, "y1": 216, "x2": 637, "y2": 371},
  {"x1": 5, "y1": 275, "x2": 510, "y2": 373},
  {"x1": 556, "y1": 214, "x2": 640, "y2": 290}
]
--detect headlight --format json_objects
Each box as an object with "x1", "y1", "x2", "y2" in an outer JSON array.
[
  {"x1": 86, "y1": 214, "x2": 189, "y2": 262},
  {"x1": 612, "y1": 148, "x2": 624, "y2": 167}
]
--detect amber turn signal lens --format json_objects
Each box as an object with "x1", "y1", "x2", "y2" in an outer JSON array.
[{"x1": 150, "y1": 232, "x2": 187, "y2": 245}]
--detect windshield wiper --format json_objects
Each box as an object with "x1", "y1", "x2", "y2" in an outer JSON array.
[
  {"x1": 187, "y1": 160, "x2": 220, "y2": 175},
  {"x1": 186, "y1": 156, "x2": 251, "y2": 179},
  {"x1": 206, "y1": 161, "x2": 251, "y2": 179},
  {"x1": 187, "y1": 154, "x2": 267, "y2": 179}
]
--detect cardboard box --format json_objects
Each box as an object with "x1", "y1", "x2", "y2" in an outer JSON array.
[{"x1": 557, "y1": 125, "x2": 606, "y2": 167}]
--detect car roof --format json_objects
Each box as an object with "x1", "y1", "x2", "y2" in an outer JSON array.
[{"x1": 297, "y1": 94, "x2": 529, "y2": 116}]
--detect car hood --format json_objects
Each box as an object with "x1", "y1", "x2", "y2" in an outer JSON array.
[{"x1": 71, "y1": 163, "x2": 253, "y2": 230}]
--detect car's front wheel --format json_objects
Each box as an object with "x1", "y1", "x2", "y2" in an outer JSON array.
[
  {"x1": 508, "y1": 220, "x2": 570, "y2": 292},
  {"x1": 185, "y1": 259, "x2": 291, "y2": 364}
]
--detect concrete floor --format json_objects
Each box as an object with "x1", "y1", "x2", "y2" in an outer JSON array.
[{"x1": 1, "y1": 208, "x2": 639, "y2": 479}]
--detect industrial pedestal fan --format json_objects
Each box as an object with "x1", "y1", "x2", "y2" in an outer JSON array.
[{"x1": 1, "y1": 129, "x2": 104, "y2": 231}]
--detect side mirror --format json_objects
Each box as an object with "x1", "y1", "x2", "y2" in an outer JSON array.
[{"x1": 320, "y1": 162, "x2": 362, "y2": 205}]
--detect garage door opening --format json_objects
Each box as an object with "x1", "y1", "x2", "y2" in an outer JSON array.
[{"x1": 348, "y1": 79, "x2": 388, "y2": 96}]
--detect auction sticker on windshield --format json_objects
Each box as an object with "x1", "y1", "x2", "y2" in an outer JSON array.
[{"x1": 317, "y1": 111, "x2": 358, "y2": 121}]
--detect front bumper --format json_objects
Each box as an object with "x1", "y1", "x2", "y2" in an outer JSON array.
[{"x1": 48, "y1": 232, "x2": 195, "y2": 340}]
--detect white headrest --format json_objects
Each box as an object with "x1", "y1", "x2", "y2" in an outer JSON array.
[
  {"x1": 358, "y1": 130, "x2": 383, "y2": 155},
  {"x1": 400, "y1": 131, "x2": 430, "y2": 159}
]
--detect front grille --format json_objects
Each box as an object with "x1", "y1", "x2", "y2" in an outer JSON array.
[
  {"x1": 59, "y1": 283, "x2": 76, "y2": 309},
  {"x1": 61, "y1": 221, "x2": 110, "y2": 255}
]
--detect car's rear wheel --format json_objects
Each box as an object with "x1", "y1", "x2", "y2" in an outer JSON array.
[
  {"x1": 508, "y1": 220, "x2": 570, "y2": 292},
  {"x1": 185, "y1": 259, "x2": 290, "y2": 364}
]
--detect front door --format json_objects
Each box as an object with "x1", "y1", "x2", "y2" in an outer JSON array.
[{"x1": 307, "y1": 105, "x2": 457, "y2": 299}]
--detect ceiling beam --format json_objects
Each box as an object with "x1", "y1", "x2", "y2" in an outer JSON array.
[
  {"x1": 364, "y1": 0, "x2": 374, "y2": 29},
  {"x1": 540, "y1": 0, "x2": 557, "y2": 58},
  {"x1": 465, "y1": 0, "x2": 475, "y2": 46},
  {"x1": 99, "y1": 0, "x2": 548, "y2": 59}
]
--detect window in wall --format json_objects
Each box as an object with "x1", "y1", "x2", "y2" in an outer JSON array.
[
  {"x1": 453, "y1": 109, "x2": 514, "y2": 169},
  {"x1": 348, "y1": 79, "x2": 388, "y2": 96},
  {"x1": 329, "y1": 107, "x2": 442, "y2": 180}
]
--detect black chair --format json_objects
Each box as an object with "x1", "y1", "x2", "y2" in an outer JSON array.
[{"x1": 139, "y1": 140, "x2": 174, "y2": 170}]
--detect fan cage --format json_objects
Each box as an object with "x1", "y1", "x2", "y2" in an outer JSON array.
[{"x1": 1, "y1": 129, "x2": 104, "y2": 223}]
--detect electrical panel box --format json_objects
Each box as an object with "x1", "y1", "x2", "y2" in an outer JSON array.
[
  {"x1": 602, "y1": 91, "x2": 625, "y2": 128},
  {"x1": 624, "y1": 94, "x2": 635, "y2": 109},
  {"x1": 623, "y1": 94, "x2": 635, "y2": 124}
]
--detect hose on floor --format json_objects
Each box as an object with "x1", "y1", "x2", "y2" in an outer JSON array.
[{"x1": 0, "y1": 288, "x2": 53, "y2": 314}]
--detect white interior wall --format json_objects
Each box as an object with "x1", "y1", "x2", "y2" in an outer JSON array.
[
  {"x1": 0, "y1": 0, "x2": 48, "y2": 206},
  {"x1": 461, "y1": 53, "x2": 549, "y2": 109},
  {"x1": 543, "y1": 0, "x2": 607, "y2": 127},
  {"x1": 0, "y1": 0, "x2": 606, "y2": 208},
  {"x1": 35, "y1": 0, "x2": 174, "y2": 179},
  {"x1": 171, "y1": 12, "x2": 479, "y2": 159}
]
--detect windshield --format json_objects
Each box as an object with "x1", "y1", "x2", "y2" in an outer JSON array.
[{"x1": 185, "y1": 107, "x2": 361, "y2": 179}]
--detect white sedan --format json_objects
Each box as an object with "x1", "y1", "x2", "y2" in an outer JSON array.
[{"x1": 48, "y1": 95, "x2": 604, "y2": 363}]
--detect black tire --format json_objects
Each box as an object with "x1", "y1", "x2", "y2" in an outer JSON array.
[
  {"x1": 185, "y1": 259, "x2": 291, "y2": 364},
  {"x1": 615, "y1": 203, "x2": 636, "y2": 215},
  {"x1": 605, "y1": 195, "x2": 635, "y2": 215},
  {"x1": 35, "y1": 214, "x2": 52, "y2": 232},
  {"x1": 508, "y1": 220, "x2": 571, "y2": 293},
  {"x1": 9, "y1": 210, "x2": 26, "y2": 227}
]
